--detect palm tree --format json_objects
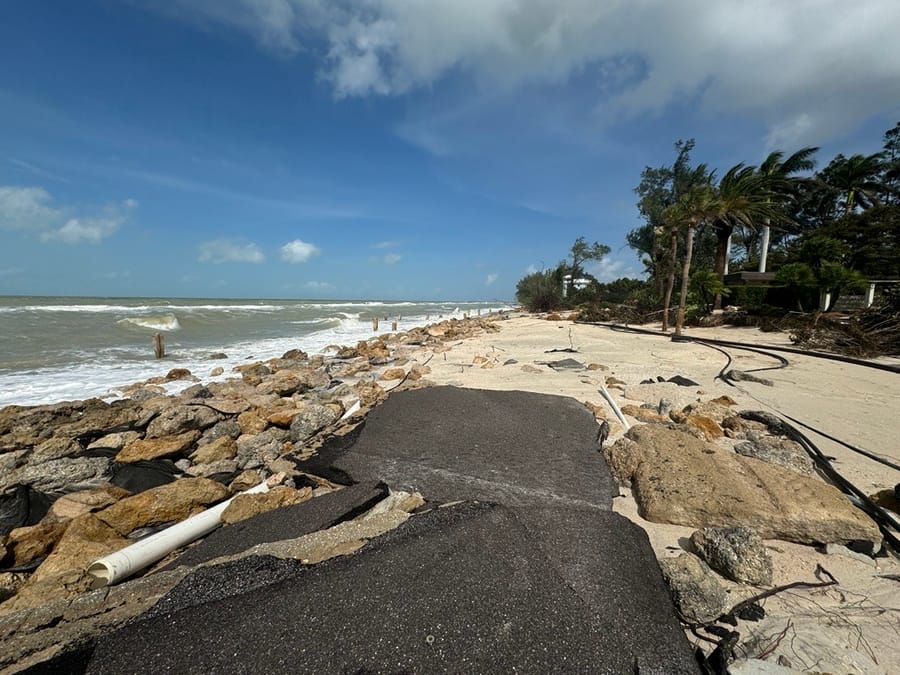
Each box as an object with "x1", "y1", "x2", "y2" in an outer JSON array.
[
  {"x1": 755, "y1": 147, "x2": 818, "y2": 273},
  {"x1": 664, "y1": 184, "x2": 718, "y2": 335},
  {"x1": 709, "y1": 164, "x2": 786, "y2": 308},
  {"x1": 658, "y1": 163, "x2": 712, "y2": 331},
  {"x1": 819, "y1": 153, "x2": 889, "y2": 215}
]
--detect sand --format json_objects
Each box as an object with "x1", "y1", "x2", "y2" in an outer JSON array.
[{"x1": 404, "y1": 313, "x2": 900, "y2": 673}]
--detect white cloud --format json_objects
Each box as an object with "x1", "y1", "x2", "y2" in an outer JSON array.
[
  {"x1": 280, "y1": 238, "x2": 320, "y2": 263},
  {"x1": 525, "y1": 264, "x2": 538, "y2": 275},
  {"x1": 370, "y1": 252, "x2": 402, "y2": 264},
  {"x1": 0, "y1": 186, "x2": 135, "y2": 243},
  {"x1": 585, "y1": 256, "x2": 641, "y2": 283},
  {"x1": 0, "y1": 267, "x2": 22, "y2": 277},
  {"x1": 372, "y1": 240, "x2": 399, "y2": 249},
  {"x1": 149, "y1": 0, "x2": 900, "y2": 146},
  {"x1": 42, "y1": 201, "x2": 136, "y2": 243},
  {"x1": 304, "y1": 280, "x2": 333, "y2": 289},
  {"x1": 486, "y1": 272, "x2": 498, "y2": 286},
  {"x1": 198, "y1": 238, "x2": 265, "y2": 264},
  {"x1": 0, "y1": 186, "x2": 63, "y2": 231}
]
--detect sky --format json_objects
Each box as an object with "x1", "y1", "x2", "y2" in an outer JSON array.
[{"x1": 1, "y1": 1, "x2": 899, "y2": 301}]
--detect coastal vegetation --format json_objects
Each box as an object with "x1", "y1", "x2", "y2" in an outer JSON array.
[{"x1": 516, "y1": 121, "x2": 900, "y2": 355}]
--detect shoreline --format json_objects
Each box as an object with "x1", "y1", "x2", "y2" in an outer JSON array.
[{"x1": 2, "y1": 311, "x2": 899, "y2": 671}]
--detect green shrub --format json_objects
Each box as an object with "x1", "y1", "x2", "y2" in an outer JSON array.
[{"x1": 515, "y1": 268, "x2": 564, "y2": 312}]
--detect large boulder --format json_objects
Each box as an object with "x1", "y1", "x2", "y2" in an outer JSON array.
[
  {"x1": 189, "y1": 436, "x2": 237, "y2": 464},
  {"x1": 605, "y1": 425, "x2": 882, "y2": 548},
  {"x1": 690, "y1": 527, "x2": 773, "y2": 585},
  {"x1": 4, "y1": 520, "x2": 69, "y2": 567},
  {"x1": 43, "y1": 484, "x2": 131, "y2": 523},
  {"x1": 95, "y1": 478, "x2": 229, "y2": 536},
  {"x1": 256, "y1": 368, "x2": 329, "y2": 396},
  {"x1": 658, "y1": 553, "x2": 729, "y2": 624},
  {"x1": 116, "y1": 430, "x2": 201, "y2": 463},
  {"x1": 289, "y1": 405, "x2": 339, "y2": 443},
  {"x1": 145, "y1": 405, "x2": 222, "y2": 438},
  {"x1": 0, "y1": 456, "x2": 110, "y2": 493},
  {"x1": 30, "y1": 513, "x2": 128, "y2": 582}
]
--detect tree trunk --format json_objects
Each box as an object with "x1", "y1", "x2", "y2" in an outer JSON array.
[
  {"x1": 712, "y1": 222, "x2": 733, "y2": 310},
  {"x1": 675, "y1": 224, "x2": 696, "y2": 336},
  {"x1": 662, "y1": 227, "x2": 678, "y2": 331}
]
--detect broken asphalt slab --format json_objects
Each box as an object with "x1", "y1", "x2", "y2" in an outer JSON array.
[
  {"x1": 75, "y1": 386, "x2": 696, "y2": 672},
  {"x1": 87, "y1": 501, "x2": 696, "y2": 674},
  {"x1": 324, "y1": 386, "x2": 618, "y2": 509}
]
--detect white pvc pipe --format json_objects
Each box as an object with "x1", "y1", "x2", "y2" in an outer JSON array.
[
  {"x1": 87, "y1": 479, "x2": 273, "y2": 588},
  {"x1": 599, "y1": 384, "x2": 630, "y2": 431}
]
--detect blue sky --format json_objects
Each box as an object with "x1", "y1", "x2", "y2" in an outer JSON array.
[{"x1": 1, "y1": 1, "x2": 898, "y2": 301}]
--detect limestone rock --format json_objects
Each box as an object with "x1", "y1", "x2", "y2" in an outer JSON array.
[
  {"x1": 210, "y1": 366, "x2": 224, "y2": 377},
  {"x1": 658, "y1": 553, "x2": 729, "y2": 623},
  {"x1": 682, "y1": 414, "x2": 724, "y2": 441},
  {"x1": 690, "y1": 527, "x2": 773, "y2": 585},
  {"x1": 681, "y1": 400, "x2": 734, "y2": 423},
  {"x1": 237, "y1": 410, "x2": 268, "y2": 435},
  {"x1": 95, "y1": 477, "x2": 229, "y2": 536},
  {"x1": 200, "y1": 419, "x2": 242, "y2": 444},
  {"x1": 353, "y1": 381, "x2": 387, "y2": 407},
  {"x1": 0, "y1": 456, "x2": 110, "y2": 494},
  {"x1": 185, "y1": 459, "x2": 239, "y2": 478},
  {"x1": 612, "y1": 425, "x2": 882, "y2": 547},
  {"x1": 587, "y1": 363, "x2": 609, "y2": 371},
  {"x1": 734, "y1": 431, "x2": 814, "y2": 475},
  {"x1": 380, "y1": 367, "x2": 406, "y2": 381},
  {"x1": 164, "y1": 368, "x2": 194, "y2": 381},
  {"x1": 229, "y1": 470, "x2": 263, "y2": 492},
  {"x1": 221, "y1": 486, "x2": 313, "y2": 524},
  {"x1": 29, "y1": 437, "x2": 82, "y2": 463},
  {"x1": 30, "y1": 513, "x2": 128, "y2": 582},
  {"x1": 235, "y1": 429, "x2": 286, "y2": 469},
  {"x1": 145, "y1": 405, "x2": 222, "y2": 438},
  {"x1": 44, "y1": 484, "x2": 131, "y2": 523},
  {"x1": 87, "y1": 431, "x2": 141, "y2": 452},
  {"x1": 257, "y1": 368, "x2": 331, "y2": 396},
  {"x1": 236, "y1": 363, "x2": 271, "y2": 386},
  {"x1": 620, "y1": 404, "x2": 669, "y2": 424},
  {"x1": 265, "y1": 409, "x2": 301, "y2": 428},
  {"x1": 116, "y1": 430, "x2": 201, "y2": 463},
  {"x1": 5, "y1": 521, "x2": 69, "y2": 567},
  {"x1": 289, "y1": 405, "x2": 339, "y2": 443},
  {"x1": 189, "y1": 436, "x2": 237, "y2": 464}
]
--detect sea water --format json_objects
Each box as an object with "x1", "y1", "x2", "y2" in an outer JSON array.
[{"x1": 0, "y1": 297, "x2": 511, "y2": 407}]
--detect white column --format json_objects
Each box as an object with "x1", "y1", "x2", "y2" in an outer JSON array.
[
  {"x1": 724, "y1": 234, "x2": 732, "y2": 275},
  {"x1": 758, "y1": 223, "x2": 771, "y2": 273},
  {"x1": 865, "y1": 283, "x2": 876, "y2": 307}
]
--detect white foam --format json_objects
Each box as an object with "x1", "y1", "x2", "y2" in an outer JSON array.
[{"x1": 117, "y1": 314, "x2": 181, "y2": 331}]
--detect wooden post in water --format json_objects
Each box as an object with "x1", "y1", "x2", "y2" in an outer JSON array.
[
  {"x1": 372, "y1": 317, "x2": 379, "y2": 332},
  {"x1": 152, "y1": 333, "x2": 165, "y2": 359},
  {"x1": 391, "y1": 321, "x2": 398, "y2": 331}
]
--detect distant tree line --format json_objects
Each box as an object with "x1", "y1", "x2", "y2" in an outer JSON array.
[{"x1": 515, "y1": 121, "x2": 900, "y2": 329}]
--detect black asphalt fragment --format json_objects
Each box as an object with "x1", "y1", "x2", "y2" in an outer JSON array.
[
  {"x1": 330, "y1": 386, "x2": 617, "y2": 509},
  {"x1": 88, "y1": 501, "x2": 696, "y2": 674},
  {"x1": 82, "y1": 386, "x2": 696, "y2": 673}
]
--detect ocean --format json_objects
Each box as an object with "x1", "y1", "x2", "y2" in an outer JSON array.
[{"x1": 0, "y1": 296, "x2": 511, "y2": 408}]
